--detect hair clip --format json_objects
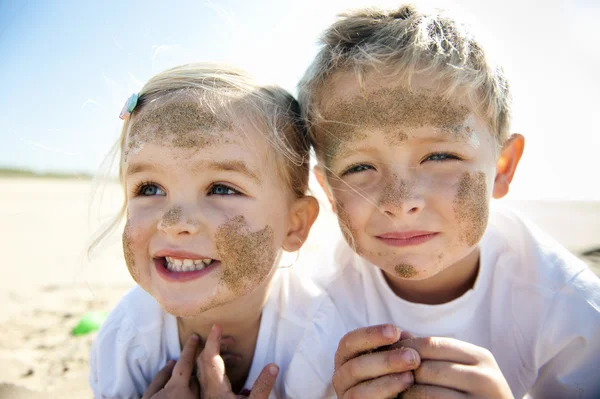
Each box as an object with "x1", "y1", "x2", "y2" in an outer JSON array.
[{"x1": 119, "y1": 93, "x2": 139, "y2": 120}]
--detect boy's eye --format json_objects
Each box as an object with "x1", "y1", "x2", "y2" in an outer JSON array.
[
  {"x1": 423, "y1": 152, "x2": 461, "y2": 162},
  {"x1": 137, "y1": 183, "x2": 166, "y2": 196},
  {"x1": 209, "y1": 184, "x2": 240, "y2": 196},
  {"x1": 342, "y1": 164, "x2": 375, "y2": 176}
]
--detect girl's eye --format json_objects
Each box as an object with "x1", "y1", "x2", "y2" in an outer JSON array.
[
  {"x1": 137, "y1": 183, "x2": 166, "y2": 196},
  {"x1": 423, "y1": 152, "x2": 461, "y2": 162},
  {"x1": 342, "y1": 164, "x2": 375, "y2": 176},
  {"x1": 209, "y1": 184, "x2": 240, "y2": 196}
]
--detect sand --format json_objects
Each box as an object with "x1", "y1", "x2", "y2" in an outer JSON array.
[{"x1": 0, "y1": 177, "x2": 598, "y2": 397}]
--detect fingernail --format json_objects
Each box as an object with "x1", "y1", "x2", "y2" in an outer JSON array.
[
  {"x1": 268, "y1": 365, "x2": 279, "y2": 376},
  {"x1": 167, "y1": 359, "x2": 176, "y2": 366},
  {"x1": 383, "y1": 325, "x2": 398, "y2": 339},
  {"x1": 190, "y1": 334, "x2": 199, "y2": 342},
  {"x1": 401, "y1": 348, "x2": 416, "y2": 365},
  {"x1": 404, "y1": 370, "x2": 414, "y2": 384}
]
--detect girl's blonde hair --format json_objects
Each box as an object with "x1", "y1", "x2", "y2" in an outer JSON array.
[
  {"x1": 89, "y1": 63, "x2": 309, "y2": 255},
  {"x1": 298, "y1": 4, "x2": 512, "y2": 158}
]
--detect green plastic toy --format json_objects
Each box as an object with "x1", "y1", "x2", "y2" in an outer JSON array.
[{"x1": 71, "y1": 311, "x2": 109, "y2": 336}]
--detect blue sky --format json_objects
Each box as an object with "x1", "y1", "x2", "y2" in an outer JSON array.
[{"x1": 1, "y1": 0, "x2": 599, "y2": 200}]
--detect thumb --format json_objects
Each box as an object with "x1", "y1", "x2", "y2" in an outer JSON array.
[{"x1": 247, "y1": 364, "x2": 278, "y2": 399}]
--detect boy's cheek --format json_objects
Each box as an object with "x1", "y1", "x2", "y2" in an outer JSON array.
[{"x1": 452, "y1": 171, "x2": 490, "y2": 246}]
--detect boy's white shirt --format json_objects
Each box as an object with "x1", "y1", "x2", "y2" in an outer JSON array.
[
  {"x1": 287, "y1": 206, "x2": 600, "y2": 399},
  {"x1": 89, "y1": 267, "x2": 335, "y2": 399}
]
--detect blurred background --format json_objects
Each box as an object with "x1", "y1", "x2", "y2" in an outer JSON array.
[{"x1": 0, "y1": 0, "x2": 598, "y2": 396}]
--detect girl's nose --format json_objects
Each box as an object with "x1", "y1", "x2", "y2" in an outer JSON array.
[
  {"x1": 377, "y1": 177, "x2": 425, "y2": 217},
  {"x1": 157, "y1": 204, "x2": 203, "y2": 236}
]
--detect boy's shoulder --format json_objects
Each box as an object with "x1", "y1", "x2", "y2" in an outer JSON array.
[{"x1": 486, "y1": 205, "x2": 596, "y2": 293}]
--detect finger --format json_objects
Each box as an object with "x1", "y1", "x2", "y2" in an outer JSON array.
[
  {"x1": 399, "y1": 337, "x2": 480, "y2": 364},
  {"x1": 335, "y1": 325, "x2": 401, "y2": 369},
  {"x1": 334, "y1": 347, "x2": 420, "y2": 394},
  {"x1": 142, "y1": 360, "x2": 175, "y2": 398},
  {"x1": 248, "y1": 364, "x2": 279, "y2": 399},
  {"x1": 414, "y1": 360, "x2": 476, "y2": 392},
  {"x1": 343, "y1": 372, "x2": 414, "y2": 399},
  {"x1": 189, "y1": 376, "x2": 201, "y2": 397},
  {"x1": 196, "y1": 324, "x2": 231, "y2": 393},
  {"x1": 172, "y1": 334, "x2": 201, "y2": 383},
  {"x1": 400, "y1": 384, "x2": 467, "y2": 399},
  {"x1": 400, "y1": 330, "x2": 416, "y2": 340}
]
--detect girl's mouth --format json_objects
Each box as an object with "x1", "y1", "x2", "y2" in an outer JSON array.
[
  {"x1": 154, "y1": 256, "x2": 219, "y2": 282},
  {"x1": 164, "y1": 256, "x2": 216, "y2": 272}
]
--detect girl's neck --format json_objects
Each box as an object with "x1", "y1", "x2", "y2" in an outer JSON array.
[
  {"x1": 176, "y1": 278, "x2": 273, "y2": 393},
  {"x1": 383, "y1": 247, "x2": 481, "y2": 305}
]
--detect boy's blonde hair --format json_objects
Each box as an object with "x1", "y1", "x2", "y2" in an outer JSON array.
[
  {"x1": 90, "y1": 63, "x2": 309, "y2": 255},
  {"x1": 298, "y1": 4, "x2": 511, "y2": 158}
]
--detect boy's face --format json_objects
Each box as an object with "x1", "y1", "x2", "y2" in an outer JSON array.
[{"x1": 316, "y1": 71, "x2": 508, "y2": 283}]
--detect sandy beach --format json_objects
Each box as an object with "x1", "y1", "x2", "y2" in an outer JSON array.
[{"x1": 1, "y1": 177, "x2": 598, "y2": 398}]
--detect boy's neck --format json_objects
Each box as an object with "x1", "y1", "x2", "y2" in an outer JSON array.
[
  {"x1": 383, "y1": 247, "x2": 481, "y2": 305},
  {"x1": 176, "y1": 280, "x2": 272, "y2": 393}
]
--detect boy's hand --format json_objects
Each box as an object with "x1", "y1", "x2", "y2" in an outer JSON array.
[
  {"x1": 333, "y1": 324, "x2": 420, "y2": 399},
  {"x1": 142, "y1": 335, "x2": 201, "y2": 399},
  {"x1": 399, "y1": 337, "x2": 514, "y2": 399},
  {"x1": 196, "y1": 324, "x2": 278, "y2": 399}
]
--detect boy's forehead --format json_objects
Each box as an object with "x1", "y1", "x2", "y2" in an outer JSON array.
[{"x1": 316, "y1": 71, "x2": 481, "y2": 161}]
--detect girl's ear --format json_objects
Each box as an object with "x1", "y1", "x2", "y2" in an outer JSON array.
[
  {"x1": 314, "y1": 165, "x2": 335, "y2": 211},
  {"x1": 493, "y1": 134, "x2": 525, "y2": 199},
  {"x1": 282, "y1": 196, "x2": 319, "y2": 252}
]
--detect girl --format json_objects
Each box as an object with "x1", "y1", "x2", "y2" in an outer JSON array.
[{"x1": 89, "y1": 63, "x2": 323, "y2": 398}]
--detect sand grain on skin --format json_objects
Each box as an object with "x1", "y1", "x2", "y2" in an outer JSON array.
[
  {"x1": 379, "y1": 175, "x2": 412, "y2": 210},
  {"x1": 126, "y1": 99, "x2": 232, "y2": 158},
  {"x1": 160, "y1": 205, "x2": 183, "y2": 228},
  {"x1": 122, "y1": 219, "x2": 139, "y2": 282},
  {"x1": 454, "y1": 172, "x2": 489, "y2": 246},
  {"x1": 394, "y1": 263, "x2": 418, "y2": 278},
  {"x1": 319, "y1": 87, "x2": 470, "y2": 162},
  {"x1": 215, "y1": 216, "x2": 275, "y2": 293}
]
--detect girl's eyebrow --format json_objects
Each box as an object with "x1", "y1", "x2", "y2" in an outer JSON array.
[
  {"x1": 202, "y1": 160, "x2": 261, "y2": 184},
  {"x1": 126, "y1": 161, "x2": 165, "y2": 176}
]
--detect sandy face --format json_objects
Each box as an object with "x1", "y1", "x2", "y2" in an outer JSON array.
[
  {"x1": 454, "y1": 171, "x2": 489, "y2": 246},
  {"x1": 126, "y1": 99, "x2": 232, "y2": 159},
  {"x1": 160, "y1": 205, "x2": 182, "y2": 229},
  {"x1": 394, "y1": 263, "x2": 418, "y2": 278},
  {"x1": 379, "y1": 175, "x2": 412, "y2": 210},
  {"x1": 319, "y1": 87, "x2": 470, "y2": 163},
  {"x1": 122, "y1": 219, "x2": 138, "y2": 283},
  {"x1": 215, "y1": 216, "x2": 276, "y2": 293}
]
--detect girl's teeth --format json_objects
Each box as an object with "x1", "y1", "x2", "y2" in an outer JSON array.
[{"x1": 165, "y1": 258, "x2": 214, "y2": 272}]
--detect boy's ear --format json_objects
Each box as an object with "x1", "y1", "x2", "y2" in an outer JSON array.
[
  {"x1": 493, "y1": 134, "x2": 525, "y2": 199},
  {"x1": 282, "y1": 196, "x2": 319, "y2": 252},
  {"x1": 314, "y1": 165, "x2": 336, "y2": 211}
]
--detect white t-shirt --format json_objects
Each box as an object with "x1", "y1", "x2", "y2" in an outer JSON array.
[
  {"x1": 291, "y1": 207, "x2": 600, "y2": 399},
  {"x1": 89, "y1": 268, "x2": 335, "y2": 399}
]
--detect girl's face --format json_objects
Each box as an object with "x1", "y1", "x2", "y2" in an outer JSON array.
[{"x1": 122, "y1": 98, "x2": 295, "y2": 317}]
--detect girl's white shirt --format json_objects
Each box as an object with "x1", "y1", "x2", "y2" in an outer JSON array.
[
  {"x1": 287, "y1": 206, "x2": 600, "y2": 399},
  {"x1": 89, "y1": 267, "x2": 335, "y2": 399}
]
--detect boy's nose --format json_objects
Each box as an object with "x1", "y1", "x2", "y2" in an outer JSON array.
[
  {"x1": 157, "y1": 204, "x2": 204, "y2": 236},
  {"x1": 377, "y1": 178, "x2": 425, "y2": 217}
]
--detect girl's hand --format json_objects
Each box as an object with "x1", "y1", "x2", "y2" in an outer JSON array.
[
  {"x1": 399, "y1": 337, "x2": 514, "y2": 399},
  {"x1": 332, "y1": 324, "x2": 420, "y2": 398},
  {"x1": 142, "y1": 335, "x2": 201, "y2": 399},
  {"x1": 196, "y1": 324, "x2": 278, "y2": 399}
]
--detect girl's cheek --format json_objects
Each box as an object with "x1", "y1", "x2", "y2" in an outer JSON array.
[
  {"x1": 122, "y1": 218, "x2": 139, "y2": 283},
  {"x1": 452, "y1": 171, "x2": 489, "y2": 246},
  {"x1": 214, "y1": 216, "x2": 276, "y2": 293}
]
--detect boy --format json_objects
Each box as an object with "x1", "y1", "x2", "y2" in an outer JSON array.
[{"x1": 294, "y1": 4, "x2": 600, "y2": 398}]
